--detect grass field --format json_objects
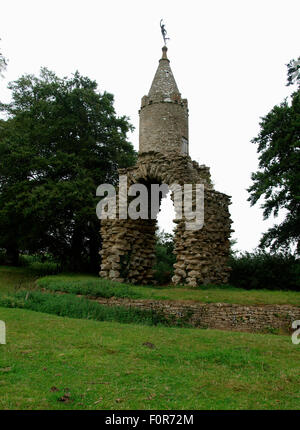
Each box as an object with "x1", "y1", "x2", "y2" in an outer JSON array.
[{"x1": 1, "y1": 306, "x2": 299, "y2": 410}]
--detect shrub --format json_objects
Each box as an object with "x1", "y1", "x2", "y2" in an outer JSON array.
[
  {"x1": 27, "y1": 262, "x2": 61, "y2": 276},
  {"x1": 229, "y1": 251, "x2": 300, "y2": 291},
  {"x1": 18, "y1": 254, "x2": 47, "y2": 266}
]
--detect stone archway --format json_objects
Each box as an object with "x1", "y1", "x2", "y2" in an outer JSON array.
[{"x1": 100, "y1": 151, "x2": 232, "y2": 286}]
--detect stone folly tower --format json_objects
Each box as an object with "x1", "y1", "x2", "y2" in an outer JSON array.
[
  {"x1": 99, "y1": 47, "x2": 233, "y2": 287},
  {"x1": 139, "y1": 46, "x2": 189, "y2": 155}
]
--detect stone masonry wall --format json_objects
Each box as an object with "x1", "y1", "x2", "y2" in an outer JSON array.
[
  {"x1": 100, "y1": 218, "x2": 157, "y2": 285},
  {"x1": 92, "y1": 296, "x2": 300, "y2": 334}
]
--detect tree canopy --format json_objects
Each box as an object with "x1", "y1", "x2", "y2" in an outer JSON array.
[
  {"x1": 0, "y1": 68, "x2": 136, "y2": 270},
  {"x1": 248, "y1": 58, "x2": 300, "y2": 254}
]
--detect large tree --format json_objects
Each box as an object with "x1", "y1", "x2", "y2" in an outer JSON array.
[
  {"x1": 248, "y1": 57, "x2": 300, "y2": 254},
  {"x1": 0, "y1": 68, "x2": 136, "y2": 269}
]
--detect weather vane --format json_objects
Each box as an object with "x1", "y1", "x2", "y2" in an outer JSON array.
[{"x1": 160, "y1": 19, "x2": 170, "y2": 45}]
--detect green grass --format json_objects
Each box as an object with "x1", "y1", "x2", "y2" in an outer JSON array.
[
  {"x1": 0, "y1": 306, "x2": 299, "y2": 410},
  {"x1": 37, "y1": 273, "x2": 300, "y2": 306}
]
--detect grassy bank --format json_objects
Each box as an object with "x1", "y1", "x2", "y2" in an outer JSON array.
[
  {"x1": 37, "y1": 273, "x2": 300, "y2": 306},
  {"x1": 1, "y1": 266, "x2": 300, "y2": 307}
]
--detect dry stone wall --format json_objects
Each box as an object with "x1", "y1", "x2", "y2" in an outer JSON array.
[{"x1": 92, "y1": 296, "x2": 300, "y2": 334}]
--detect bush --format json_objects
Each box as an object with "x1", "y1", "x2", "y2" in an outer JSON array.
[
  {"x1": 27, "y1": 261, "x2": 61, "y2": 276},
  {"x1": 153, "y1": 232, "x2": 176, "y2": 285},
  {"x1": 18, "y1": 254, "x2": 45, "y2": 266},
  {"x1": 0, "y1": 252, "x2": 62, "y2": 276},
  {"x1": 229, "y1": 251, "x2": 300, "y2": 291},
  {"x1": 15, "y1": 254, "x2": 61, "y2": 275}
]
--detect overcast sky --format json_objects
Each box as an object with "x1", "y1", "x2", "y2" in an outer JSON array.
[{"x1": 1, "y1": 0, "x2": 299, "y2": 252}]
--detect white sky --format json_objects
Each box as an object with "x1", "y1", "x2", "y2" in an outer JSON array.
[{"x1": 0, "y1": 0, "x2": 299, "y2": 252}]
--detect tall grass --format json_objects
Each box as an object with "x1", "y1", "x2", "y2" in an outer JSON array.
[
  {"x1": 0, "y1": 291, "x2": 185, "y2": 327},
  {"x1": 37, "y1": 277, "x2": 144, "y2": 299}
]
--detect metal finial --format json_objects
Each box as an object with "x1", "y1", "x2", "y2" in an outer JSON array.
[{"x1": 160, "y1": 19, "x2": 170, "y2": 46}]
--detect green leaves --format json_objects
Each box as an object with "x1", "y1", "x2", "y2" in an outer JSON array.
[
  {"x1": 248, "y1": 62, "x2": 300, "y2": 254},
  {"x1": 0, "y1": 68, "x2": 137, "y2": 269}
]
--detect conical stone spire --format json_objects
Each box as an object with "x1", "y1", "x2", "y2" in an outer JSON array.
[
  {"x1": 139, "y1": 46, "x2": 189, "y2": 156},
  {"x1": 148, "y1": 46, "x2": 180, "y2": 100}
]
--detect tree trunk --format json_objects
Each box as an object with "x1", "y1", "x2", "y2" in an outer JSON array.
[
  {"x1": 88, "y1": 233, "x2": 100, "y2": 274},
  {"x1": 6, "y1": 246, "x2": 20, "y2": 266},
  {"x1": 70, "y1": 227, "x2": 83, "y2": 272}
]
